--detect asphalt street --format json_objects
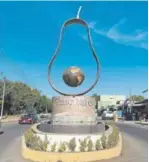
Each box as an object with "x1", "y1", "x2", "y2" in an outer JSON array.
[
  {"x1": 116, "y1": 122, "x2": 148, "y2": 142},
  {"x1": 99, "y1": 122, "x2": 148, "y2": 162},
  {"x1": 0, "y1": 122, "x2": 30, "y2": 156},
  {"x1": 0, "y1": 121, "x2": 148, "y2": 162}
]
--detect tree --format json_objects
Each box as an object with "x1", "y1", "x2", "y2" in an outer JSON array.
[
  {"x1": 92, "y1": 93, "x2": 100, "y2": 109},
  {"x1": 129, "y1": 95, "x2": 145, "y2": 102},
  {"x1": 0, "y1": 79, "x2": 52, "y2": 115}
]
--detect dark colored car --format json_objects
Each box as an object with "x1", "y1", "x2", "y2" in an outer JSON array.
[{"x1": 19, "y1": 114, "x2": 38, "y2": 124}]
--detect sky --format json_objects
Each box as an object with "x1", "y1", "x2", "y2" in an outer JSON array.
[{"x1": 0, "y1": 1, "x2": 148, "y2": 98}]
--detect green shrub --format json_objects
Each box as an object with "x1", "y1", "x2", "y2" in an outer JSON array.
[
  {"x1": 24, "y1": 129, "x2": 35, "y2": 143},
  {"x1": 58, "y1": 142, "x2": 66, "y2": 152},
  {"x1": 68, "y1": 138, "x2": 76, "y2": 152},
  {"x1": 112, "y1": 125, "x2": 119, "y2": 140},
  {"x1": 107, "y1": 125, "x2": 119, "y2": 148},
  {"x1": 95, "y1": 139, "x2": 101, "y2": 151},
  {"x1": 24, "y1": 128, "x2": 34, "y2": 147},
  {"x1": 24, "y1": 128, "x2": 49, "y2": 151},
  {"x1": 51, "y1": 142, "x2": 57, "y2": 152},
  {"x1": 87, "y1": 138, "x2": 93, "y2": 152},
  {"x1": 101, "y1": 134, "x2": 107, "y2": 149},
  {"x1": 40, "y1": 135, "x2": 49, "y2": 151},
  {"x1": 107, "y1": 134, "x2": 113, "y2": 149},
  {"x1": 79, "y1": 138, "x2": 88, "y2": 152},
  {"x1": 24, "y1": 128, "x2": 39, "y2": 149}
]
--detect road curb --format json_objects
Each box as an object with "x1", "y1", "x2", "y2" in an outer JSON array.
[
  {"x1": 1, "y1": 119, "x2": 18, "y2": 123},
  {"x1": 21, "y1": 133, "x2": 122, "y2": 162},
  {"x1": 135, "y1": 121, "x2": 148, "y2": 125}
]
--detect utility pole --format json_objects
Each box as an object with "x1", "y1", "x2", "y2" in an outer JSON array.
[
  {"x1": 129, "y1": 88, "x2": 132, "y2": 113},
  {"x1": 142, "y1": 89, "x2": 148, "y2": 121},
  {"x1": 46, "y1": 104, "x2": 48, "y2": 114},
  {"x1": 129, "y1": 88, "x2": 131, "y2": 100},
  {"x1": 0, "y1": 73, "x2": 6, "y2": 121}
]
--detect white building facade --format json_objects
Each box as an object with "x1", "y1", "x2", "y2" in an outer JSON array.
[{"x1": 98, "y1": 95, "x2": 126, "y2": 109}]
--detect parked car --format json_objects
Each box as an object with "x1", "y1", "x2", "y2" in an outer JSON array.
[{"x1": 18, "y1": 114, "x2": 38, "y2": 124}]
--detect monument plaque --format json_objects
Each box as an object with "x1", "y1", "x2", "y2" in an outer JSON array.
[{"x1": 52, "y1": 96, "x2": 96, "y2": 115}]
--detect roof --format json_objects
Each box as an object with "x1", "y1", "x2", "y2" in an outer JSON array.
[
  {"x1": 135, "y1": 99, "x2": 148, "y2": 104},
  {"x1": 132, "y1": 99, "x2": 148, "y2": 107}
]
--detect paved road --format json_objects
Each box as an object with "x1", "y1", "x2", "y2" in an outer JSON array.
[
  {"x1": 0, "y1": 121, "x2": 148, "y2": 162},
  {"x1": 0, "y1": 122, "x2": 30, "y2": 161},
  {"x1": 116, "y1": 122, "x2": 148, "y2": 141},
  {"x1": 99, "y1": 122, "x2": 148, "y2": 162}
]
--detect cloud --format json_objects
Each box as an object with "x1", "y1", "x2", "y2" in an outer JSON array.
[
  {"x1": 89, "y1": 19, "x2": 148, "y2": 50},
  {"x1": 79, "y1": 21, "x2": 97, "y2": 41},
  {"x1": 80, "y1": 33, "x2": 100, "y2": 47},
  {"x1": 88, "y1": 21, "x2": 97, "y2": 29},
  {"x1": 80, "y1": 34, "x2": 88, "y2": 41}
]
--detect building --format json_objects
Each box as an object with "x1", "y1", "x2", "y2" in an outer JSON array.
[
  {"x1": 98, "y1": 95, "x2": 126, "y2": 109},
  {"x1": 132, "y1": 99, "x2": 148, "y2": 120}
]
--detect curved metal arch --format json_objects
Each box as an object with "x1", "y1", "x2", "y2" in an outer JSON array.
[{"x1": 48, "y1": 18, "x2": 100, "y2": 96}]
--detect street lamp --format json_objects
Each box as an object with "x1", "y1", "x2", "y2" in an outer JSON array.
[{"x1": 0, "y1": 73, "x2": 6, "y2": 121}]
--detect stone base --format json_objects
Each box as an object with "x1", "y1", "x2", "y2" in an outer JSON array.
[
  {"x1": 52, "y1": 114, "x2": 97, "y2": 125},
  {"x1": 38, "y1": 122, "x2": 105, "y2": 134},
  {"x1": 51, "y1": 96, "x2": 97, "y2": 125}
]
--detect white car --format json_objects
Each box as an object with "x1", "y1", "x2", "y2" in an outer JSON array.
[{"x1": 102, "y1": 111, "x2": 114, "y2": 120}]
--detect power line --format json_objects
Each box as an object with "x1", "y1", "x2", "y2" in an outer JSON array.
[
  {"x1": 0, "y1": 49, "x2": 38, "y2": 89},
  {"x1": 142, "y1": 89, "x2": 148, "y2": 93}
]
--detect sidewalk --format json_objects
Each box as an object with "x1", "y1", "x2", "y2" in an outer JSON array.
[
  {"x1": 1, "y1": 116, "x2": 20, "y2": 123},
  {"x1": 135, "y1": 121, "x2": 148, "y2": 125}
]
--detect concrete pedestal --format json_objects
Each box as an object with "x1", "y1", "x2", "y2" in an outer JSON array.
[{"x1": 51, "y1": 96, "x2": 97, "y2": 125}]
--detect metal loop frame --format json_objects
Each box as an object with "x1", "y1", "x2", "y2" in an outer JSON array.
[{"x1": 48, "y1": 18, "x2": 100, "y2": 96}]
